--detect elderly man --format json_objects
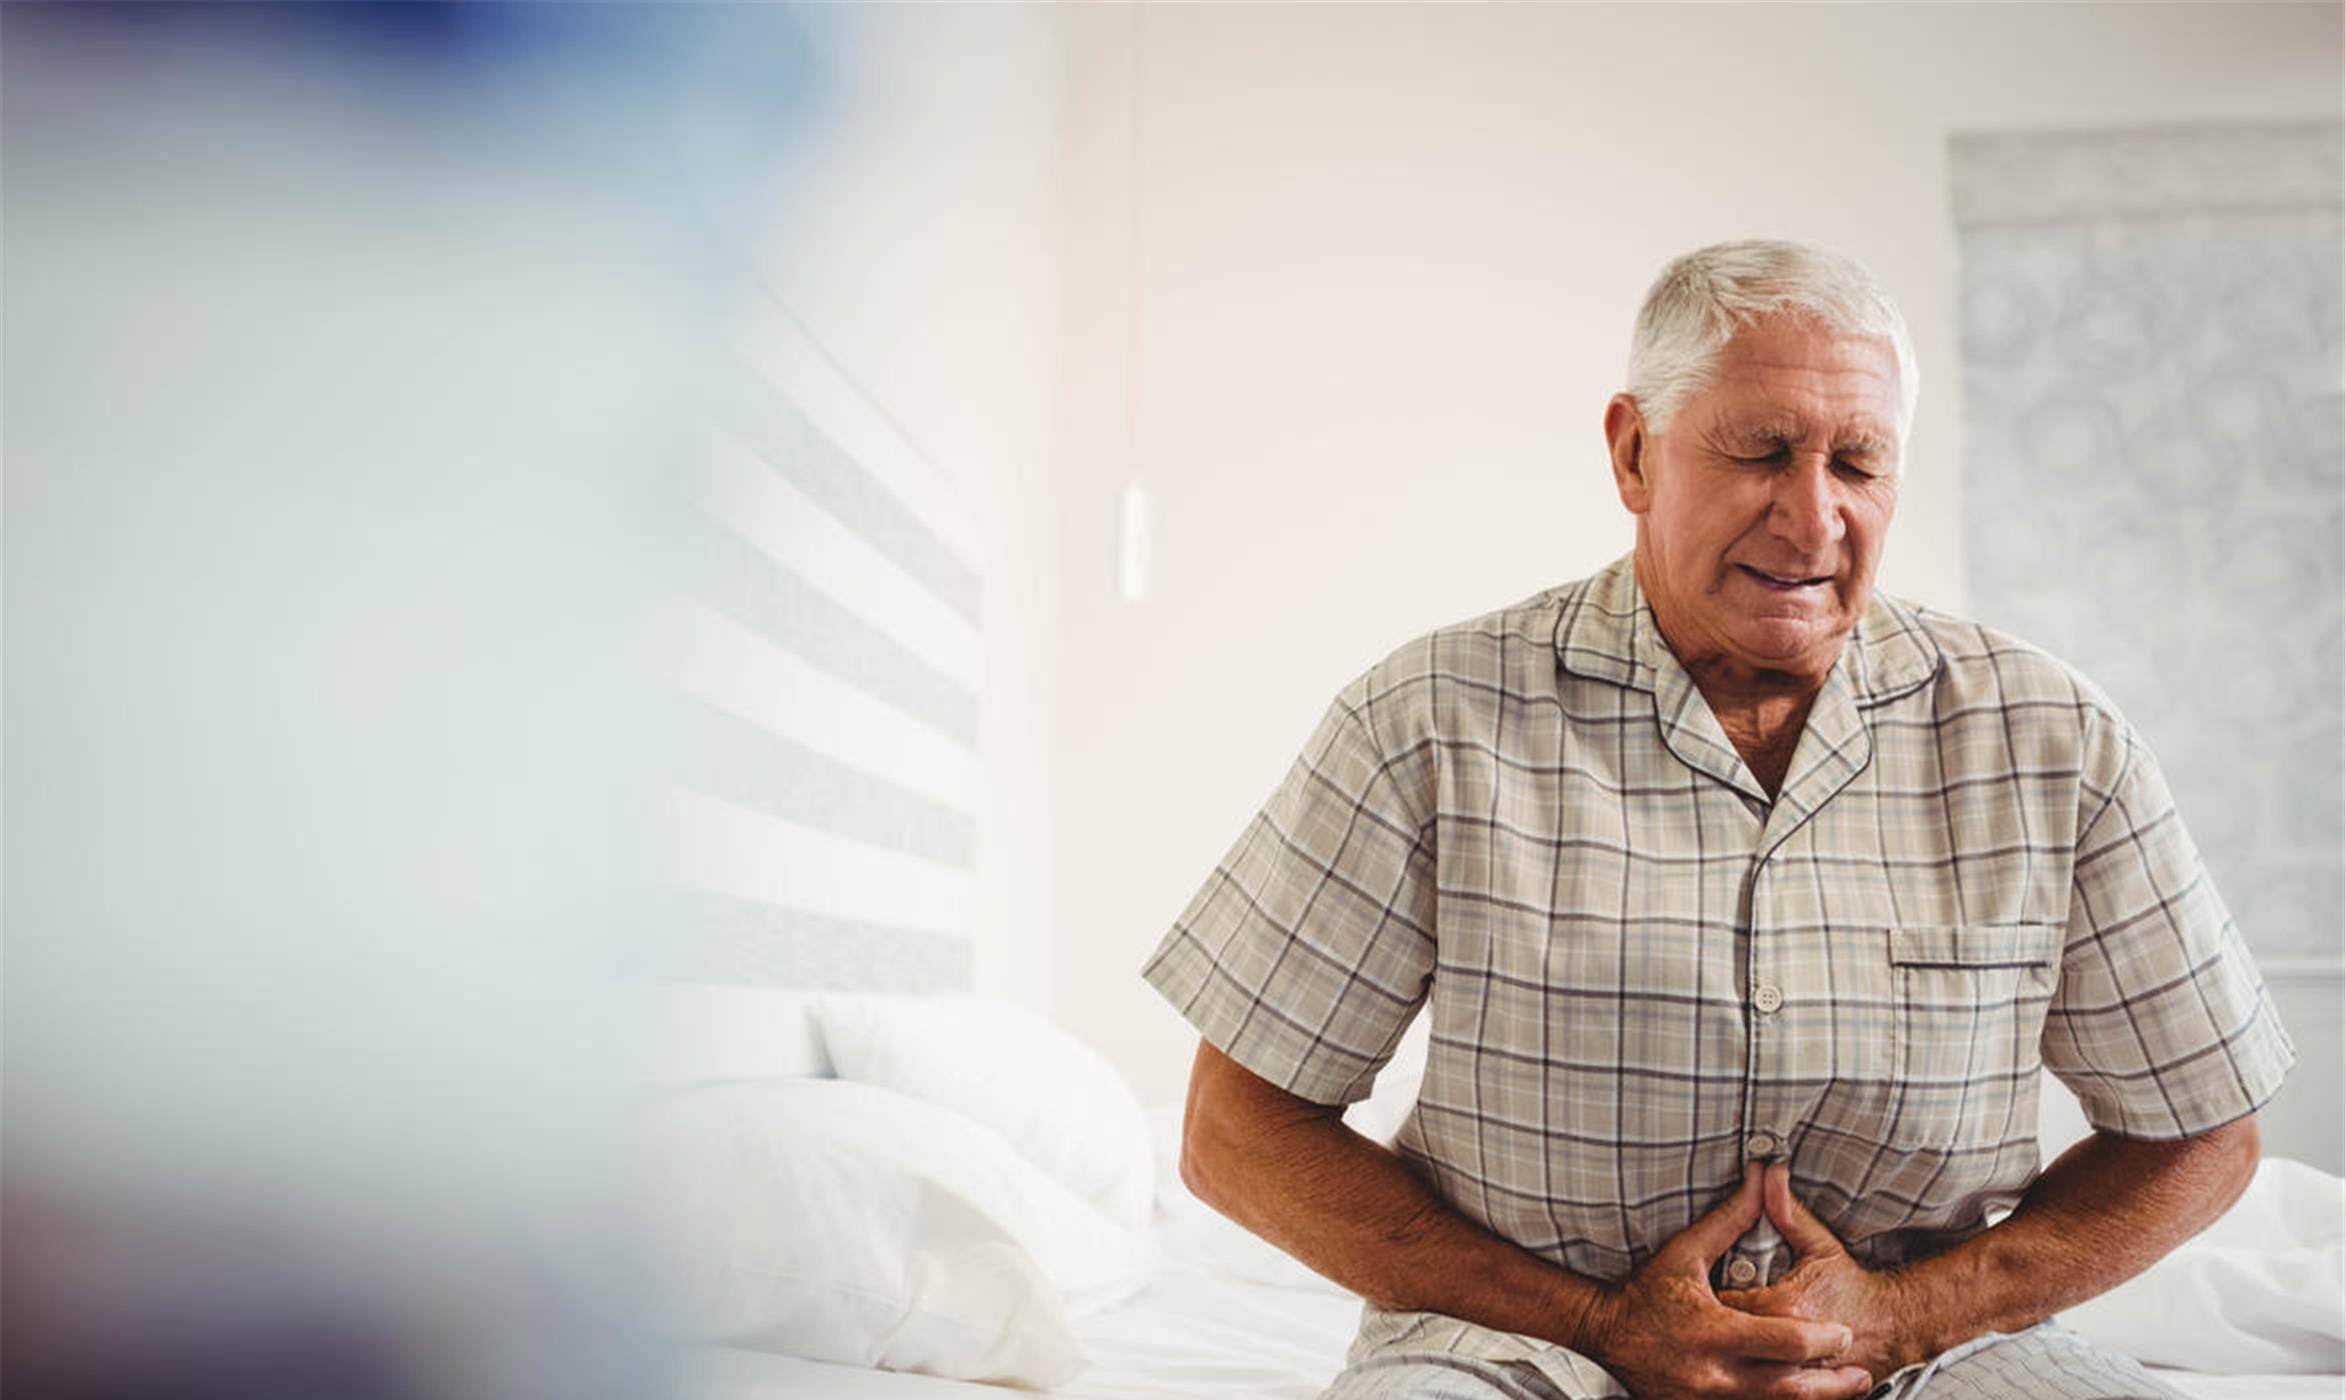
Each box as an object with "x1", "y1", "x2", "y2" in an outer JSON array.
[{"x1": 1140, "y1": 240, "x2": 2294, "y2": 1400}]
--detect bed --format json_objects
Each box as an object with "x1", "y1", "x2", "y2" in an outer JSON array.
[{"x1": 636, "y1": 985, "x2": 2345, "y2": 1400}]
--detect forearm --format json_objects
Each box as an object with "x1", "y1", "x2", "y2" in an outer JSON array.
[
  {"x1": 1887, "y1": 1118, "x2": 2260, "y2": 1360},
  {"x1": 1181, "y1": 1044, "x2": 1606, "y2": 1352}
]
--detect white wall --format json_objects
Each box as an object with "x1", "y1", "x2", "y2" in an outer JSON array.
[{"x1": 1057, "y1": 2, "x2": 2344, "y2": 1105}]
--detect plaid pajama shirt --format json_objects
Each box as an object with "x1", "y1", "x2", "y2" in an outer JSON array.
[{"x1": 1141, "y1": 554, "x2": 2294, "y2": 1398}]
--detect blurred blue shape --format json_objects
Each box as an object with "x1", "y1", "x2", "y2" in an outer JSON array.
[{"x1": 1, "y1": 4, "x2": 848, "y2": 1396}]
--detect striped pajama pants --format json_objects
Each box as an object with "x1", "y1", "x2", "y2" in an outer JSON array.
[{"x1": 1316, "y1": 1321, "x2": 2193, "y2": 1400}]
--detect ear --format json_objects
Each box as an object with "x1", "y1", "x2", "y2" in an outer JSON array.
[{"x1": 1605, "y1": 394, "x2": 1652, "y2": 515}]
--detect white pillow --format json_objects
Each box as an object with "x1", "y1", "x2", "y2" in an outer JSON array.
[
  {"x1": 2058, "y1": 1156, "x2": 2345, "y2": 1374},
  {"x1": 633, "y1": 1078, "x2": 1155, "y2": 1385},
  {"x1": 814, "y1": 994, "x2": 1157, "y2": 1231}
]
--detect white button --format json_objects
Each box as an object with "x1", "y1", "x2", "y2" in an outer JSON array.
[
  {"x1": 1726, "y1": 1257, "x2": 1758, "y2": 1286},
  {"x1": 1746, "y1": 1131, "x2": 1778, "y2": 1157},
  {"x1": 1754, "y1": 984, "x2": 1783, "y2": 1013}
]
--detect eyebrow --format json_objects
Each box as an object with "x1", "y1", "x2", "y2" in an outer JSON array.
[
  {"x1": 1715, "y1": 419, "x2": 1894, "y2": 459},
  {"x1": 1717, "y1": 422, "x2": 1800, "y2": 453}
]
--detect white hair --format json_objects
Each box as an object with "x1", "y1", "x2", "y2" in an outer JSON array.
[{"x1": 1625, "y1": 239, "x2": 1918, "y2": 438}]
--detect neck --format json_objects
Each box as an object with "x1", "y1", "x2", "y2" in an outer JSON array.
[
  {"x1": 1635, "y1": 557, "x2": 1842, "y2": 798},
  {"x1": 1661, "y1": 633, "x2": 1830, "y2": 799},
  {"x1": 1704, "y1": 686, "x2": 1816, "y2": 798}
]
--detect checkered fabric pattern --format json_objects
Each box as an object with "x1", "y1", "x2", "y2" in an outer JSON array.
[
  {"x1": 1312, "y1": 1322, "x2": 2192, "y2": 1400},
  {"x1": 1141, "y1": 554, "x2": 2294, "y2": 1393}
]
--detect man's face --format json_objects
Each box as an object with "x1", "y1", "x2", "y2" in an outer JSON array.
[{"x1": 1606, "y1": 319, "x2": 1903, "y2": 688}]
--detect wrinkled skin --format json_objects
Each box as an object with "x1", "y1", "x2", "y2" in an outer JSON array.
[
  {"x1": 1580, "y1": 1164, "x2": 1879, "y2": 1400},
  {"x1": 1715, "y1": 1165, "x2": 1930, "y2": 1387}
]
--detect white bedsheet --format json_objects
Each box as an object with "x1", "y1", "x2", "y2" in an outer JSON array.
[
  {"x1": 677, "y1": 1254, "x2": 1359, "y2": 1399},
  {"x1": 671, "y1": 1107, "x2": 2342, "y2": 1399},
  {"x1": 674, "y1": 1255, "x2": 2339, "y2": 1400}
]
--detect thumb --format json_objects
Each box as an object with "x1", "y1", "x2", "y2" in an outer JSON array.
[
  {"x1": 1662, "y1": 1163, "x2": 1766, "y2": 1270},
  {"x1": 1764, "y1": 1163, "x2": 1846, "y2": 1259}
]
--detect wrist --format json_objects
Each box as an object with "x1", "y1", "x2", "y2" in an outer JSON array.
[
  {"x1": 1880, "y1": 1262, "x2": 1954, "y2": 1371},
  {"x1": 1559, "y1": 1278, "x2": 1619, "y2": 1360}
]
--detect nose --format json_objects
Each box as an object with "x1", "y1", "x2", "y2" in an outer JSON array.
[{"x1": 1768, "y1": 457, "x2": 1845, "y2": 554}]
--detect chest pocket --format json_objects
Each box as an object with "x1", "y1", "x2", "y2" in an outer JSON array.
[{"x1": 1882, "y1": 925, "x2": 2061, "y2": 1150}]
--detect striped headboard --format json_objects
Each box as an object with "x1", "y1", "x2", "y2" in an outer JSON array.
[{"x1": 649, "y1": 296, "x2": 984, "y2": 994}]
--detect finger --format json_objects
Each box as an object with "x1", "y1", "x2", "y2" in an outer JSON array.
[
  {"x1": 1740, "y1": 1361, "x2": 1876, "y2": 1400},
  {"x1": 1765, "y1": 1163, "x2": 1848, "y2": 1260},
  {"x1": 1661, "y1": 1162, "x2": 1766, "y2": 1268},
  {"x1": 1720, "y1": 1309, "x2": 1855, "y2": 1366}
]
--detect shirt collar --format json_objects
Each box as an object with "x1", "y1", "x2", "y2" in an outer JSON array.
[{"x1": 1552, "y1": 553, "x2": 1943, "y2": 709}]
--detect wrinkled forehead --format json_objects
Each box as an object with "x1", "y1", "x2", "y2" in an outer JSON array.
[{"x1": 1689, "y1": 324, "x2": 1905, "y2": 448}]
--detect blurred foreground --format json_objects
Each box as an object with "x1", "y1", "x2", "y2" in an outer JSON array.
[{"x1": 1, "y1": 4, "x2": 837, "y2": 1394}]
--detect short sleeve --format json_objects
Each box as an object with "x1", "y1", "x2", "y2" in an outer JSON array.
[
  {"x1": 1139, "y1": 694, "x2": 1438, "y2": 1106},
  {"x1": 2041, "y1": 725, "x2": 2297, "y2": 1139}
]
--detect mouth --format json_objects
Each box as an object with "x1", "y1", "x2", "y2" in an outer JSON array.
[{"x1": 1737, "y1": 564, "x2": 1833, "y2": 592}]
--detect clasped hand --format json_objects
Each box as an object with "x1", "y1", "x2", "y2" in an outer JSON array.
[{"x1": 1579, "y1": 1162, "x2": 1917, "y2": 1400}]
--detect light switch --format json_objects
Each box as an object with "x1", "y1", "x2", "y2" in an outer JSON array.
[{"x1": 1119, "y1": 482, "x2": 1153, "y2": 602}]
